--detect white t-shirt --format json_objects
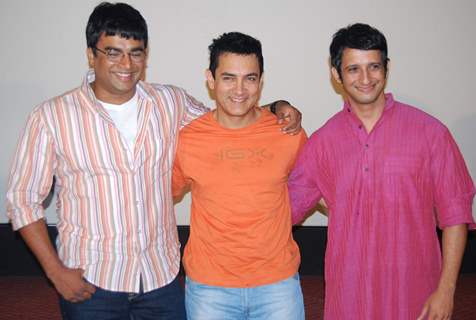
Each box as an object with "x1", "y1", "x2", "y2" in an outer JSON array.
[{"x1": 99, "y1": 93, "x2": 138, "y2": 154}]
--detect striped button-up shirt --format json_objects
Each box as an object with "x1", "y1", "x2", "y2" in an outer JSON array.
[{"x1": 6, "y1": 70, "x2": 208, "y2": 293}]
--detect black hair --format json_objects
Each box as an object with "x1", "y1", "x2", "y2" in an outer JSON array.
[
  {"x1": 330, "y1": 23, "x2": 389, "y2": 77},
  {"x1": 86, "y1": 2, "x2": 148, "y2": 54},
  {"x1": 208, "y1": 32, "x2": 264, "y2": 78}
]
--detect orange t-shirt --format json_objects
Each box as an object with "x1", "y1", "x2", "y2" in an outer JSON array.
[{"x1": 172, "y1": 110, "x2": 307, "y2": 287}]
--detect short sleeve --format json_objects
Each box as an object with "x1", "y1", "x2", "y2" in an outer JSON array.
[
  {"x1": 287, "y1": 133, "x2": 323, "y2": 224},
  {"x1": 172, "y1": 140, "x2": 191, "y2": 199},
  {"x1": 430, "y1": 127, "x2": 475, "y2": 229}
]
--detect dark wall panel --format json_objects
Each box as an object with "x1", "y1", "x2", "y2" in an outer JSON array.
[{"x1": 1, "y1": 224, "x2": 474, "y2": 276}]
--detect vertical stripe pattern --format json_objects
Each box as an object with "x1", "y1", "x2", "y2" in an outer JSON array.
[{"x1": 6, "y1": 70, "x2": 208, "y2": 293}]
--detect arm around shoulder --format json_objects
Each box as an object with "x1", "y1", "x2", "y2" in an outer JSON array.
[
  {"x1": 180, "y1": 88, "x2": 210, "y2": 128},
  {"x1": 266, "y1": 100, "x2": 302, "y2": 135}
]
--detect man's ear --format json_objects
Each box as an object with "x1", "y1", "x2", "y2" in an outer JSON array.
[
  {"x1": 205, "y1": 69, "x2": 215, "y2": 90},
  {"x1": 385, "y1": 59, "x2": 391, "y2": 79},
  {"x1": 331, "y1": 67, "x2": 342, "y2": 84},
  {"x1": 144, "y1": 47, "x2": 150, "y2": 63},
  {"x1": 86, "y1": 48, "x2": 95, "y2": 69}
]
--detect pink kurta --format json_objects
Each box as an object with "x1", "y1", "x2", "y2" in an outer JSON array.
[{"x1": 288, "y1": 94, "x2": 475, "y2": 319}]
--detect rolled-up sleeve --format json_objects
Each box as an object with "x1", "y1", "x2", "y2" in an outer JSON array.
[
  {"x1": 430, "y1": 127, "x2": 475, "y2": 229},
  {"x1": 6, "y1": 108, "x2": 56, "y2": 230}
]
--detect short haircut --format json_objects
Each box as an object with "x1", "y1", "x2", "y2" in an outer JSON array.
[
  {"x1": 208, "y1": 32, "x2": 264, "y2": 78},
  {"x1": 86, "y1": 2, "x2": 148, "y2": 54},
  {"x1": 330, "y1": 23, "x2": 389, "y2": 77}
]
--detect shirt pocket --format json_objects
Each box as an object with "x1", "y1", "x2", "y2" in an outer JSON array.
[
  {"x1": 138, "y1": 131, "x2": 174, "y2": 175},
  {"x1": 156, "y1": 136, "x2": 174, "y2": 173},
  {"x1": 383, "y1": 155, "x2": 421, "y2": 177}
]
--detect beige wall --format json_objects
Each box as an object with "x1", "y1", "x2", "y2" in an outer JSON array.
[{"x1": 1, "y1": 0, "x2": 475, "y2": 225}]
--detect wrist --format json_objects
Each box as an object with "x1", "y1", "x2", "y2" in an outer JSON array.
[
  {"x1": 44, "y1": 260, "x2": 65, "y2": 281},
  {"x1": 437, "y1": 281, "x2": 457, "y2": 295}
]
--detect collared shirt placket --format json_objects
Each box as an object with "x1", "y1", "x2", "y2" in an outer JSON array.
[{"x1": 130, "y1": 97, "x2": 149, "y2": 293}]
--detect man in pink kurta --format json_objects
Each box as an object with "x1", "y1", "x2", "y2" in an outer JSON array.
[{"x1": 288, "y1": 23, "x2": 475, "y2": 319}]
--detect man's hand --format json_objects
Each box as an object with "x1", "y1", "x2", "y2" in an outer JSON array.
[
  {"x1": 417, "y1": 287, "x2": 454, "y2": 320},
  {"x1": 48, "y1": 266, "x2": 96, "y2": 303},
  {"x1": 272, "y1": 100, "x2": 302, "y2": 135},
  {"x1": 18, "y1": 220, "x2": 96, "y2": 303},
  {"x1": 417, "y1": 224, "x2": 467, "y2": 320}
]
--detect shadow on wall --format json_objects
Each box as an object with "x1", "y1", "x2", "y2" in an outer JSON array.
[{"x1": 42, "y1": 178, "x2": 55, "y2": 210}]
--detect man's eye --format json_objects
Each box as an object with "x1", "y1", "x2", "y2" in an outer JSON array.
[
  {"x1": 106, "y1": 50, "x2": 122, "y2": 58},
  {"x1": 370, "y1": 64, "x2": 382, "y2": 71},
  {"x1": 247, "y1": 76, "x2": 257, "y2": 81},
  {"x1": 130, "y1": 51, "x2": 144, "y2": 58}
]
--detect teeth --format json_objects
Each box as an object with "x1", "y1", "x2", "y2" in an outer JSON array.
[
  {"x1": 115, "y1": 72, "x2": 133, "y2": 81},
  {"x1": 357, "y1": 85, "x2": 374, "y2": 91}
]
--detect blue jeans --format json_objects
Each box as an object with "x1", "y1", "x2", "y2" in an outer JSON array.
[
  {"x1": 185, "y1": 273, "x2": 305, "y2": 320},
  {"x1": 59, "y1": 276, "x2": 185, "y2": 320}
]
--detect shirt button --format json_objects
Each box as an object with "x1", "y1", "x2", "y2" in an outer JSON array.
[
  {"x1": 365, "y1": 144, "x2": 369, "y2": 148},
  {"x1": 358, "y1": 125, "x2": 363, "y2": 129},
  {"x1": 364, "y1": 167, "x2": 369, "y2": 172}
]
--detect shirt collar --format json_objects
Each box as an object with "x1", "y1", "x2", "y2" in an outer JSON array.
[{"x1": 342, "y1": 93, "x2": 396, "y2": 127}]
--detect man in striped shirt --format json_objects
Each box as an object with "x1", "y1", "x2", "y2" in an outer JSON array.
[{"x1": 6, "y1": 2, "x2": 301, "y2": 319}]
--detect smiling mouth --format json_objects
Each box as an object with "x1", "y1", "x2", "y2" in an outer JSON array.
[
  {"x1": 114, "y1": 72, "x2": 135, "y2": 81},
  {"x1": 356, "y1": 84, "x2": 376, "y2": 93},
  {"x1": 230, "y1": 97, "x2": 247, "y2": 103}
]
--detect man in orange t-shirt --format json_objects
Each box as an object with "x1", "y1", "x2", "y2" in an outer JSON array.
[{"x1": 172, "y1": 32, "x2": 306, "y2": 320}]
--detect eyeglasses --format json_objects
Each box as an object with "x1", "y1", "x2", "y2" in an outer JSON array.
[{"x1": 95, "y1": 47, "x2": 146, "y2": 63}]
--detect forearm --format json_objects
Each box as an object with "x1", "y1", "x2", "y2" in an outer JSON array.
[
  {"x1": 438, "y1": 224, "x2": 467, "y2": 293},
  {"x1": 18, "y1": 219, "x2": 64, "y2": 279},
  {"x1": 19, "y1": 220, "x2": 96, "y2": 302}
]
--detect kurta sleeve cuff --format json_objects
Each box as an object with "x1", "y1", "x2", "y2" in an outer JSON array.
[{"x1": 436, "y1": 198, "x2": 475, "y2": 230}]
